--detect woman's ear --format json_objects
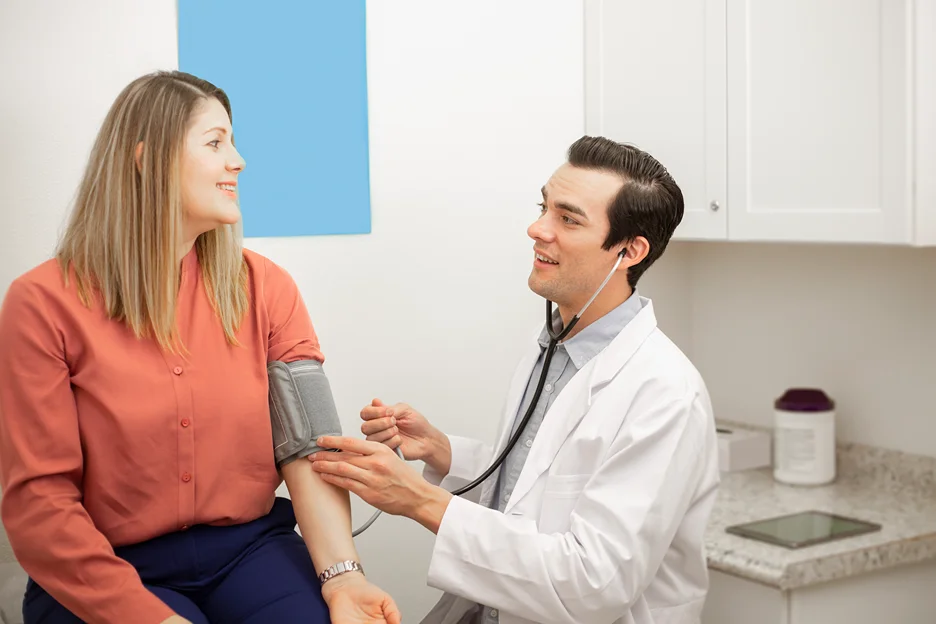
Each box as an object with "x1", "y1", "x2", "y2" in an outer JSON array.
[{"x1": 134, "y1": 141, "x2": 144, "y2": 173}]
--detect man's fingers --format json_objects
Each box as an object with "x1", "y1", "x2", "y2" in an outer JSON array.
[
  {"x1": 361, "y1": 416, "x2": 395, "y2": 436},
  {"x1": 317, "y1": 435, "x2": 382, "y2": 455},
  {"x1": 361, "y1": 405, "x2": 394, "y2": 422},
  {"x1": 317, "y1": 472, "x2": 367, "y2": 497},
  {"x1": 365, "y1": 428, "x2": 399, "y2": 444},
  {"x1": 384, "y1": 435, "x2": 402, "y2": 450},
  {"x1": 311, "y1": 454, "x2": 372, "y2": 482},
  {"x1": 307, "y1": 450, "x2": 368, "y2": 466}
]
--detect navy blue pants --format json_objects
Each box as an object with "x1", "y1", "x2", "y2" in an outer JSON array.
[{"x1": 23, "y1": 497, "x2": 330, "y2": 623}]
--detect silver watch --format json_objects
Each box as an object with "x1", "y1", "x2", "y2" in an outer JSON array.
[{"x1": 318, "y1": 560, "x2": 364, "y2": 585}]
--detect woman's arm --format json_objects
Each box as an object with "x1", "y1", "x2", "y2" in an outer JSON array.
[
  {"x1": 281, "y1": 459, "x2": 362, "y2": 589},
  {"x1": 260, "y1": 255, "x2": 399, "y2": 622},
  {"x1": 0, "y1": 278, "x2": 177, "y2": 624},
  {"x1": 281, "y1": 459, "x2": 400, "y2": 621}
]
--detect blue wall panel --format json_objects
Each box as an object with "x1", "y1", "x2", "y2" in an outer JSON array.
[{"x1": 179, "y1": 1, "x2": 371, "y2": 237}]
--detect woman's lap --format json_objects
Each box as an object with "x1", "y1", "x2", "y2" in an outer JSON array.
[
  {"x1": 198, "y1": 528, "x2": 329, "y2": 623},
  {"x1": 23, "y1": 584, "x2": 209, "y2": 624},
  {"x1": 23, "y1": 498, "x2": 330, "y2": 623}
]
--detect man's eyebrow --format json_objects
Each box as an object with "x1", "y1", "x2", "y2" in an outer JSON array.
[
  {"x1": 555, "y1": 201, "x2": 588, "y2": 219},
  {"x1": 541, "y1": 186, "x2": 588, "y2": 219}
]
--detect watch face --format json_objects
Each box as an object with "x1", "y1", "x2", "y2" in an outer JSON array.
[{"x1": 726, "y1": 511, "x2": 881, "y2": 548}]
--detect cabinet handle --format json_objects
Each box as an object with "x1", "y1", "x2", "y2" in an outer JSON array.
[{"x1": 709, "y1": 200, "x2": 720, "y2": 212}]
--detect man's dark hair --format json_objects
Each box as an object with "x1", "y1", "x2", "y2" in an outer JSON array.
[{"x1": 567, "y1": 136, "x2": 684, "y2": 288}]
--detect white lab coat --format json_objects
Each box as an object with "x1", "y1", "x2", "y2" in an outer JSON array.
[{"x1": 420, "y1": 298, "x2": 720, "y2": 624}]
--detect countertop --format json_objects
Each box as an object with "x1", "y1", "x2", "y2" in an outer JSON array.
[{"x1": 704, "y1": 434, "x2": 936, "y2": 590}]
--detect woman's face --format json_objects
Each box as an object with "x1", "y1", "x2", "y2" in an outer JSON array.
[{"x1": 179, "y1": 97, "x2": 246, "y2": 240}]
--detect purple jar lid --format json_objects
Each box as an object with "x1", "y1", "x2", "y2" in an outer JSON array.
[{"x1": 775, "y1": 388, "x2": 835, "y2": 412}]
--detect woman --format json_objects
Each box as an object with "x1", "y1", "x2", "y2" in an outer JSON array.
[{"x1": 0, "y1": 71, "x2": 400, "y2": 624}]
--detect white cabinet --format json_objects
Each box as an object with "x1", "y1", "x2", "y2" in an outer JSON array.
[
  {"x1": 585, "y1": 0, "x2": 936, "y2": 245},
  {"x1": 584, "y1": 0, "x2": 727, "y2": 241},
  {"x1": 702, "y1": 560, "x2": 936, "y2": 624}
]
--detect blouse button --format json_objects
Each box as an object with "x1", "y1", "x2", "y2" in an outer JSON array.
[
  {"x1": 173, "y1": 366, "x2": 183, "y2": 375},
  {"x1": 181, "y1": 472, "x2": 192, "y2": 483}
]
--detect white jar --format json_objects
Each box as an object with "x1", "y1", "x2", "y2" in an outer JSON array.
[{"x1": 772, "y1": 388, "x2": 836, "y2": 485}]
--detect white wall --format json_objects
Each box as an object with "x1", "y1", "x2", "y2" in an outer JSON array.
[
  {"x1": 683, "y1": 242, "x2": 936, "y2": 459},
  {"x1": 0, "y1": 0, "x2": 585, "y2": 618}
]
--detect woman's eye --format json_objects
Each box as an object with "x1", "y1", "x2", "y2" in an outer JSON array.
[{"x1": 208, "y1": 140, "x2": 220, "y2": 148}]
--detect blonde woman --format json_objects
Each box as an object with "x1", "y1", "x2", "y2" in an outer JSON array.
[{"x1": 0, "y1": 71, "x2": 400, "y2": 624}]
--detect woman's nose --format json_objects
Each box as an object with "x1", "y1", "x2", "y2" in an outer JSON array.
[{"x1": 228, "y1": 148, "x2": 246, "y2": 173}]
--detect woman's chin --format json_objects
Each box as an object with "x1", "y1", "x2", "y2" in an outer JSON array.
[{"x1": 215, "y1": 207, "x2": 242, "y2": 226}]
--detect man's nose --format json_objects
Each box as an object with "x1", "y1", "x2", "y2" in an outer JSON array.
[{"x1": 528, "y1": 216, "x2": 554, "y2": 242}]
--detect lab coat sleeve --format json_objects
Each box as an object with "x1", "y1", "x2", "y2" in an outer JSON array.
[
  {"x1": 423, "y1": 435, "x2": 493, "y2": 504},
  {"x1": 426, "y1": 391, "x2": 712, "y2": 624}
]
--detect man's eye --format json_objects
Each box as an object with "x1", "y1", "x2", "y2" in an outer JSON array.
[
  {"x1": 562, "y1": 215, "x2": 579, "y2": 225},
  {"x1": 537, "y1": 202, "x2": 546, "y2": 213}
]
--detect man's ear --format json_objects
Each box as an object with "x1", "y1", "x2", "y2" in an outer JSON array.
[
  {"x1": 619, "y1": 236, "x2": 650, "y2": 270},
  {"x1": 134, "y1": 141, "x2": 144, "y2": 173}
]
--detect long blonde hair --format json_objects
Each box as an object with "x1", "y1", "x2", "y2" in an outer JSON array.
[{"x1": 56, "y1": 70, "x2": 249, "y2": 352}]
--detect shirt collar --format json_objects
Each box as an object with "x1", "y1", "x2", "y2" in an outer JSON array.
[{"x1": 537, "y1": 290, "x2": 644, "y2": 370}]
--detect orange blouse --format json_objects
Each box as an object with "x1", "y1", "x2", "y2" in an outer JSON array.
[{"x1": 0, "y1": 247, "x2": 323, "y2": 623}]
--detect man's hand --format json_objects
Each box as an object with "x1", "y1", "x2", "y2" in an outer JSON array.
[
  {"x1": 358, "y1": 399, "x2": 452, "y2": 474},
  {"x1": 321, "y1": 574, "x2": 402, "y2": 624},
  {"x1": 309, "y1": 436, "x2": 453, "y2": 533}
]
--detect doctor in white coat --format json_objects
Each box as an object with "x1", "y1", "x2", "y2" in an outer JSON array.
[{"x1": 309, "y1": 136, "x2": 721, "y2": 624}]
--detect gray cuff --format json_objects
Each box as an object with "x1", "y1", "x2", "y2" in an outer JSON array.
[{"x1": 268, "y1": 359, "x2": 343, "y2": 468}]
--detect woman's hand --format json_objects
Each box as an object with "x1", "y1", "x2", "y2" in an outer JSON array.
[
  {"x1": 159, "y1": 617, "x2": 192, "y2": 624},
  {"x1": 321, "y1": 574, "x2": 402, "y2": 624}
]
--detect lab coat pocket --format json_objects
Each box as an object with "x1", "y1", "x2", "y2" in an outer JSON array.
[{"x1": 538, "y1": 473, "x2": 590, "y2": 534}]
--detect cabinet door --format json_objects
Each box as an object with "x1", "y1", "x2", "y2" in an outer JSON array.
[
  {"x1": 915, "y1": 0, "x2": 936, "y2": 245},
  {"x1": 701, "y1": 570, "x2": 788, "y2": 624},
  {"x1": 726, "y1": 0, "x2": 912, "y2": 243},
  {"x1": 585, "y1": 0, "x2": 727, "y2": 240}
]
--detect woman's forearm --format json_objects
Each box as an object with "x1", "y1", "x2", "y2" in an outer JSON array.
[{"x1": 280, "y1": 458, "x2": 362, "y2": 577}]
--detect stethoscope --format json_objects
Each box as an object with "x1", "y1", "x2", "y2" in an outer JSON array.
[{"x1": 352, "y1": 250, "x2": 626, "y2": 535}]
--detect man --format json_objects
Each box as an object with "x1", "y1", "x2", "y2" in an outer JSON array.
[{"x1": 309, "y1": 136, "x2": 720, "y2": 624}]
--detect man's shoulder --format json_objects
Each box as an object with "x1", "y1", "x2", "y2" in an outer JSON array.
[{"x1": 636, "y1": 328, "x2": 703, "y2": 384}]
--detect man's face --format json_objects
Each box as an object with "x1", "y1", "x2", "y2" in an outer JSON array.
[{"x1": 527, "y1": 163, "x2": 625, "y2": 309}]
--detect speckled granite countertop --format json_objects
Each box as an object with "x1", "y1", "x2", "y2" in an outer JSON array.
[{"x1": 705, "y1": 431, "x2": 936, "y2": 591}]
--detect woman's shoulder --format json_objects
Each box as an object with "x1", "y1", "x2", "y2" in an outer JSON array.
[
  {"x1": 242, "y1": 248, "x2": 291, "y2": 280},
  {"x1": 5, "y1": 258, "x2": 71, "y2": 301},
  {"x1": 241, "y1": 248, "x2": 300, "y2": 298},
  {"x1": 1, "y1": 258, "x2": 75, "y2": 325}
]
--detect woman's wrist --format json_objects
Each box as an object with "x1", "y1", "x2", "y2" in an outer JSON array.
[{"x1": 320, "y1": 570, "x2": 367, "y2": 602}]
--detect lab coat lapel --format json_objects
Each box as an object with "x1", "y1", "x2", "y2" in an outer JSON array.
[
  {"x1": 504, "y1": 299, "x2": 659, "y2": 512},
  {"x1": 478, "y1": 335, "x2": 543, "y2": 508}
]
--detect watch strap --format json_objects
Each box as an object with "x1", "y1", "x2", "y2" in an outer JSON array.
[{"x1": 318, "y1": 560, "x2": 364, "y2": 585}]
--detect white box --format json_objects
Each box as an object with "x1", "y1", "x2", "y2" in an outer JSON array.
[{"x1": 716, "y1": 425, "x2": 771, "y2": 472}]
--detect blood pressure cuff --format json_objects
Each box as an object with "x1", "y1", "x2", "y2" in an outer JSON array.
[{"x1": 268, "y1": 359, "x2": 342, "y2": 468}]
